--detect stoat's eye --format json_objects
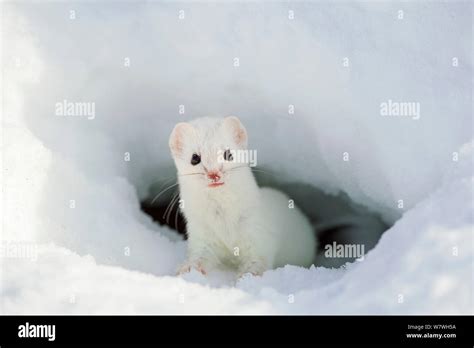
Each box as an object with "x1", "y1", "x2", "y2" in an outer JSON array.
[
  {"x1": 191, "y1": 153, "x2": 201, "y2": 166},
  {"x1": 223, "y1": 149, "x2": 233, "y2": 161}
]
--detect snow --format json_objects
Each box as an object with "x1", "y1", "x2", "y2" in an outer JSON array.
[{"x1": 1, "y1": 2, "x2": 472, "y2": 314}]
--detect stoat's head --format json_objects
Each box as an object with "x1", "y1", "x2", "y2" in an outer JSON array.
[{"x1": 169, "y1": 116, "x2": 249, "y2": 189}]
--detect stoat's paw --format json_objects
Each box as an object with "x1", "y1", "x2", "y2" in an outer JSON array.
[
  {"x1": 237, "y1": 270, "x2": 263, "y2": 279},
  {"x1": 237, "y1": 260, "x2": 267, "y2": 279},
  {"x1": 176, "y1": 263, "x2": 191, "y2": 275},
  {"x1": 176, "y1": 260, "x2": 208, "y2": 276}
]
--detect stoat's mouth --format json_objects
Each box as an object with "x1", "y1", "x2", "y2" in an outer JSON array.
[{"x1": 208, "y1": 182, "x2": 224, "y2": 188}]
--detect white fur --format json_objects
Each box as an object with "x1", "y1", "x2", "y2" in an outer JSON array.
[{"x1": 169, "y1": 116, "x2": 316, "y2": 277}]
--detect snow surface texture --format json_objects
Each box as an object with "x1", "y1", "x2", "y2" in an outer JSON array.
[{"x1": 2, "y1": 2, "x2": 473, "y2": 314}]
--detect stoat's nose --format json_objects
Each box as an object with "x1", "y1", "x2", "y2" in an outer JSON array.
[{"x1": 207, "y1": 171, "x2": 221, "y2": 182}]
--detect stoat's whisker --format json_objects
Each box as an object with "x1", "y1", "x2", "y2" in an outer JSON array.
[
  {"x1": 150, "y1": 182, "x2": 179, "y2": 205},
  {"x1": 166, "y1": 194, "x2": 180, "y2": 225},
  {"x1": 179, "y1": 172, "x2": 205, "y2": 177},
  {"x1": 249, "y1": 168, "x2": 281, "y2": 180},
  {"x1": 163, "y1": 192, "x2": 179, "y2": 217},
  {"x1": 227, "y1": 165, "x2": 250, "y2": 172},
  {"x1": 174, "y1": 205, "x2": 180, "y2": 230},
  {"x1": 163, "y1": 192, "x2": 179, "y2": 220},
  {"x1": 148, "y1": 176, "x2": 176, "y2": 188},
  {"x1": 155, "y1": 176, "x2": 178, "y2": 195},
  {"x1": 228, "y1": 165, "x2": 282, "y2": 180}
]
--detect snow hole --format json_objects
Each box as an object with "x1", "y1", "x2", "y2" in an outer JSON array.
[{"x1": 140, "y1": 166, "x2": 389, "y2": 269}]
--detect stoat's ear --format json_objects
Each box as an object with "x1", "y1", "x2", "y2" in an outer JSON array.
[
  {"x1": 223, "y1": 116, "x2": 247, "y2": 148},
  {"x1": 169, "y1": 122, "x2": 193, "y2": 158}
]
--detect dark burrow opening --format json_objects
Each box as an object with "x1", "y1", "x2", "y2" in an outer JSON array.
[{"x1": 140, "y1": 169, "x2": 390, "y2": 268}]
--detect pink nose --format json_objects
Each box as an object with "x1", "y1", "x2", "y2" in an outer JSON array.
[{"x1": 207, "y1": 172, "x2": 221, "y2": 182}]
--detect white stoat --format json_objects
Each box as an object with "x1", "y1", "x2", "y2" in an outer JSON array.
[{"x1": 169, "y1": 116, "x2": 316, "y2": 277}]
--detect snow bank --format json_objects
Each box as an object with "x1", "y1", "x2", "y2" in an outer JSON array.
[{"x1": 1, "y1": 1, "x2": 472, "y2": 314}]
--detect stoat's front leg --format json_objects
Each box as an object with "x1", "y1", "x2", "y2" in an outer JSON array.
[{"x1": 176, "y1": 233, "x2": 217, "y2": 276}]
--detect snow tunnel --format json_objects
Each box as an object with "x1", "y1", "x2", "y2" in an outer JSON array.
[{"x1": 140, "y1": 166, "x2": 389, "y2": 269}]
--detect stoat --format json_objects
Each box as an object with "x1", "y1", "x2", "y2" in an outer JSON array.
[{"x1": 169, "y1": 116, "x2": 316, "y2": 277}]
